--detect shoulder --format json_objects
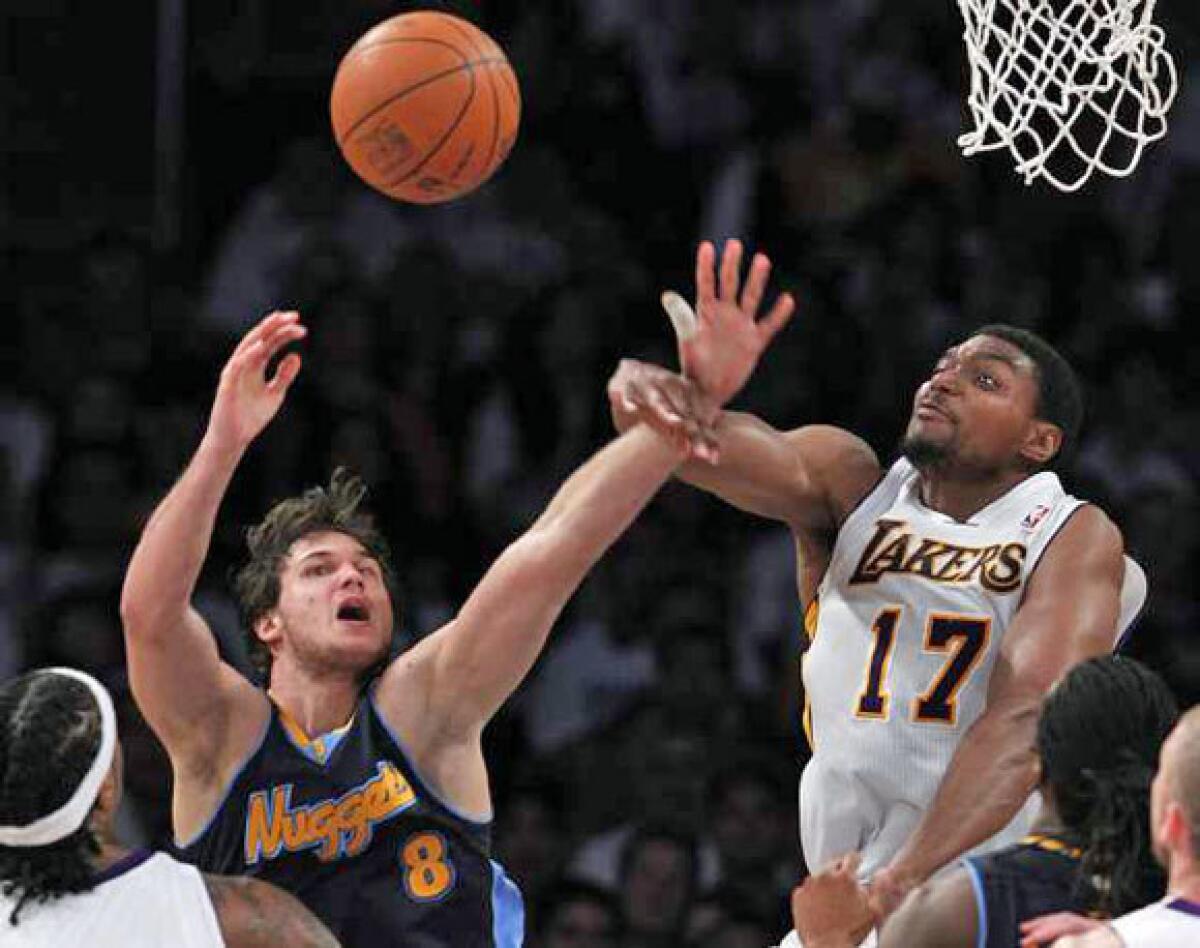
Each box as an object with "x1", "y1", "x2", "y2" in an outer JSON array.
[
  {"x1": 203, "y1": 874, "x2": 340, "y2": 948},
  {"x1": 1028, "y1": 502, "x2": 1124, "y2": 592},
  {"x1": 879, "y1": 867, "x2": 978, "y2": 948},
  {"x1": 782, "y1": 425, "x2": 882, "y2": 526}
]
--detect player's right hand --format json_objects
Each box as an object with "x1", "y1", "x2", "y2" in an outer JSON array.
[
  {"x1": 206, "y1": 310, "x2": 306, "y2": 452},
  {"x1": 606, "y1": 358, "x2": 720, "y2": 463}
]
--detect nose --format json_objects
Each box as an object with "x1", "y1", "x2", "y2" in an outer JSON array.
[
  {"x1": 928, "y1": 362, "x2": 961, "y2": 395},
  {"x1": 337, "y1": 563, "x2": 366, "y2": 589}
]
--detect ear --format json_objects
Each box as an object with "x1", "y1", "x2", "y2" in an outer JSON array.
[
  {"x1": 255, "y1": 611, "x2": 283, "y2": 649},
  {"x1": 1163, "y1": 801, "x2": 1190, "y2": 850},
  {"x1": 1019, "y1": 420, "x2": 1062, "y2": 467}
]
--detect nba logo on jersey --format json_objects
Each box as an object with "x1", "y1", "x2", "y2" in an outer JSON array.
[{"x1": 1020, "y1": 504, "x2": 1052, "y2": 533}]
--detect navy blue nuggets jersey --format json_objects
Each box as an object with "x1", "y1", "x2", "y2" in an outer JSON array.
[
  {"x1": 961, "y1": 835, "x2": 1097, "y2": 948},
  {"x1": 176, "y1": 691, "x2": 524, "y2": 947}
]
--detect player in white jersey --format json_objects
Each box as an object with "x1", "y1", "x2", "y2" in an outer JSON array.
[
  {"x1": 1020, "y1": 706, "x2": 1200, "y2": 948},
  {"x1": 0, "y1": 667, "x2": 338, "y2": 947},
  {"x1": 608, "y1": 239, "x2": 1133, "y2": 933}
]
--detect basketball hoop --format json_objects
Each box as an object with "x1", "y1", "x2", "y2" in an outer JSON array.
[{"x1": 955, "y1": 0, "x2": 1178, "y2": 192}]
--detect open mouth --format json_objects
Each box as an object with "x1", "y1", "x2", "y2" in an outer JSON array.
[{"x1": 336, "y1": 601, "x2": 370, "y2": 623}]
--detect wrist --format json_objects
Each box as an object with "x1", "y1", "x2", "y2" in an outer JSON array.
[{"x1": 198, "y1": 428, "x2": 250, "y2": 468}]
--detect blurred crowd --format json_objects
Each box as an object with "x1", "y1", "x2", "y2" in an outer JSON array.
[{"x1": 4, "y1": 1, "x2": 1199, "y2": 945}]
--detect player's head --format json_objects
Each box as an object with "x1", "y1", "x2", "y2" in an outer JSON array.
[
  {"x1": 0, "y1": 669, "x2": 123, "y2": 926},
  {"x1": 902, "y1": 324, "x2": 1083, "y2": 475},
  {"x1": 234, "y1": 468, "x2": 399, "y2": 686},
  {"x1": 1149, "y1": 706, "x2": 1200, "y2": 873},
  {"x1": 1036, "y1": 655, "x2": 1178, "y2": 914}
]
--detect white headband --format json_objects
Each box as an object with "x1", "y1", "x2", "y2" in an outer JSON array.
[{"x1": 0, "y1": 668, "x2": 118, "y2": 848}]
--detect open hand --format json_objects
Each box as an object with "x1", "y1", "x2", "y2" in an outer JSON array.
[
  {"x1": 206, "y1": 310, "x2": 306, "y2": 452},
  {"x1": 665, "y1": 239, "x2": 795, "y2": 406}
]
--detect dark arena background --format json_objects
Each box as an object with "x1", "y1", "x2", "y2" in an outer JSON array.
[{"x1": 4, "y1": 1, "x2": 1199, "y2": 943}]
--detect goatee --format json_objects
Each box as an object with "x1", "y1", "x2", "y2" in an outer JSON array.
[{"x1": 900, "y1": 432, "x2": 949, "y2": 468}]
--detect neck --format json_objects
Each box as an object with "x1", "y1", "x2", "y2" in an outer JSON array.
[
  {"x1": 91, "y1": 831, "x2": 131, "y2": 875},
  {"x1": 1028, "y1": 801, "x2": 1071, "y2": 840},
  {"x1": 916, "y1": 465, "x2": 1033, "y2": 522},
  {"x1": 268, "y1": 667, "x2": 361, "y2": 736},
  {"x1": 1167, "y1": 854, "x2": 1200, "y2": 903}
]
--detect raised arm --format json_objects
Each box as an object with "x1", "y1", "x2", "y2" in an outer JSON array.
[
  {"x1": 871, "y1": 505, "x2": 1125, "y2": 912},
  {"x1": 608, "y1": 239, "x2": 880, "y2": 531},
  {"x1": 204, "y1": 874, "x2": 342, "y2": 947},
  {"x1": 377, "y1": 246, "x2": 796, "y2": 778},
  {"x1": 119, "y1": 311, "x2": 304, "y2": 768}
]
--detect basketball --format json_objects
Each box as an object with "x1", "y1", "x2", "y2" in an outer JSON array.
[{"x1": 329, "y1": 12, "x2": 521, "y2": 204}]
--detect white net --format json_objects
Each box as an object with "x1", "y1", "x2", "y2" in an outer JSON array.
[{"x1": 956, "y1": 0, "x2": 1178, "y2": 192}]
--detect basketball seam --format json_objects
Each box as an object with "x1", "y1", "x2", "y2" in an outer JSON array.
[
  {"x1": 438, "y1": 15, "x2": 488, "y2": 60},
  {"x1": 481, "y1": 64, "x2": 501, "y2": 178},
  {"x1": 384, "y1": 66, "x2": 478, "y2": 191},
  {"x1": 337, "y1": 62, "x2": 480, "y2": 145},
  {"x1": 436, "y1": 13, "x2": 501, "y2": 174},
  {"x1": 340, "y1": 36, "x2": 469, "y2": 63}
]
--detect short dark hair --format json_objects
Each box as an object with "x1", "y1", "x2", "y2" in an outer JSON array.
[
  {"x1": 1036, "y1": 656, "x2": 1179, "y2": 915},
  {"x1": 975, "y1": 324, "x2": 1084, "y2": 464},
  {"x1": 0, "y1": 672, "x2": 104, "y2": 925},
  {"x1": 232, "y1": 468, "x2": 399, "y2": 683}
]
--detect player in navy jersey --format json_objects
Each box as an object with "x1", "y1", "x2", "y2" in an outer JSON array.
[
  {"x1": 119, "y1": 285, "x2": 793, "y2": 944},
  {"x1": 788, "y1": 655, "x2": 1177, "y2": 948}
]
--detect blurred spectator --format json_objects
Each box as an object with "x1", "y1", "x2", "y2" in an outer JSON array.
[
  {"x1": 495, "y1": 773, "x2": 573, "y2": 932},
  {"x1": 536, "y1": 880, "x2": 623, "y2": 948},
  {"x1": 616, "y1": 827, "x2": 699, "y2": 948}
]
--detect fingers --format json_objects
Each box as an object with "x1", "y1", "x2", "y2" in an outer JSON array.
[
  {"x1": 232, "y1": 310, "x2": 299, "y2": 360},
  {"x1": 695, "y1": 241, "x2": 717, "y2": 306},
  {"x1": 267, "y1": 352, "x2": 303, "y2": 393},
  {"x1": 248, "y1": 318, "x2": 307, "y2": 370},
  {"x1": 719, "y1": 238, "x2": 743, "y2": 304},
  {"x1": 739, "y1": 253, "x2": 771, "y2": 315},
  {"x1": 757, "y1": 293, "x2": 796, "y2": 346}
]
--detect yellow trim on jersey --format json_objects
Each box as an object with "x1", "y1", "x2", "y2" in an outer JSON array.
[
  {"x1": 804, "y1": 598, "x2": 820, "y2": 643},
  {"x1": 276, "y1": 705, "x2": 356, "y2": 766},
  {"x1": 1021, "y1": 834, "x2": 1083, "y2": 860},
  {"x1": 801, "y1": 596, "x2": 820, "y2": 751}
]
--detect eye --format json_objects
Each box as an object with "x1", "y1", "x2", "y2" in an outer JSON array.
[
  {"x1": 303, "y1": 563, "x2": 333, "y2": 577},
  {"x1": 975, "y1": 372, "x2": 998, "y2": 390}
]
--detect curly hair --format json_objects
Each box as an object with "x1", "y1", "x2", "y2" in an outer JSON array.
[
  {"x1": 0, "y1": 672, "x2": 103, "y2": 926},
  {"x1": 1036, "y1": 655, "x2": 1179, "y2": 916},
  {"x1": 232, "y1": 468, "x2": 400, "y2": 683}
]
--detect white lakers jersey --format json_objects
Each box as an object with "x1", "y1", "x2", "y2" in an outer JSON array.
[
  {"x1": 0, "y1": 850, "x2": 224, "y2": 947},
  {"x1": 798, "y1": 458, "x2": 1140, "y2": 879},
  {"x1": 1109, "y1": 895, "x2": 1200, "y2": 945}
]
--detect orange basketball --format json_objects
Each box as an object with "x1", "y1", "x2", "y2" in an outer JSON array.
[{"x1": 329, "y1": 11, "x2": 521, "y2": 204}]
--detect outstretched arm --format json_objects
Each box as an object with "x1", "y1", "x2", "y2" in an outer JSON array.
[
  {"x1": 378, "y1": 245, "x2": 797, "y2": 764},
  {"x1": 609, "y1": 240, "x2": 880, "y2": 531},
  {"x1": 205, "y1": 874, "x2": 341, "y2": 947},
  {"x1": 120, "y1": 311, "x2": 304, "y2": 767},
  {"x1": 393, "y1": 423, "x2": 686, "y2": 737},
  {"x1": 871, "y1": 506, "x2": 1125, "y2": 912}
]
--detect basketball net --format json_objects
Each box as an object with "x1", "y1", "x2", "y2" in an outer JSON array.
[{"x1": 956, "y1": 0, "x2": 1178, "y2": 191}]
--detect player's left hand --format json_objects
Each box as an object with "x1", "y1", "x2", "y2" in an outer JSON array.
[
  {"x1": 791, "y1": 853, "x2": 874, "y2": 948},
  {"x1": 663, "y1": 239, "x2": 795, "y2": 406}
]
